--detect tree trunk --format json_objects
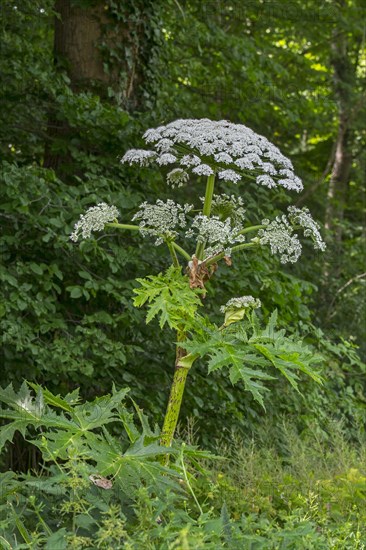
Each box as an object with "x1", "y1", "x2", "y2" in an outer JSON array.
[
  {"x1": 53, "y1": 0, "x2": 109, "y2": 90},
  {"x1": 324, "y1": 116, "x2": 352, "y2": 245},
  {"x1": 324, "y1": 21, "x2": 354, "y2": 245},
  {"x1": 44, "y1": 0, "x2": 160, "y2": 170},
  {"x1": 52, "y1": 0, "x2": 155, "y2": 103}
]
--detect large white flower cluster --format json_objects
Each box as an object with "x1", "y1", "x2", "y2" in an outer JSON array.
[
  {"x1": 259, "y1": 216, "x2": 302, "y2": 264},
  {"x1": 132, "y1": 199, "x2": 193, "y2": 245},
  {"x1": 258, "y1": 206, "x2": 326, "y2": 263},
  {"x1": 186, "y1": 214, "x2": 245, "y2": 258},
  {"x1": 70, "y1": 203, "x2": 119, "y2": 242},
  {"x1": 121, "y1": 119, "x2": 303, "y2": 192}
]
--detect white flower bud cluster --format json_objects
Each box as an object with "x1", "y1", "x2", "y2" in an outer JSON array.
[
  {"x1": 186, "y1": 214, "x2": 245, "y2": 258},
  {"x1": 209, "y1": 194, "x2": 246, "y2": 225},
  {"x1": 121, "y1": 119, "x2": 303, "y2": 192},
  {"x1": 70, "y1": 203, "x2": 119, "y2": 242},
  {"x1": 166, "y1": 168, "x2": 189, "y2": 188},
  {"x1": 288, "y1": 206, "x2": 326, "y2": 251},
  {"x1": 220, "y1": 295, "x2": 261, "y2": 313},
  {"x1": 259, "y1": 216, "x2": 302, "y2": 264},
  {"x1": 132, "y1": 199, "x2": 193, "y2": 246},
  {"x1": 156, "y1": 153, "x2": 177, "y2": 166}
]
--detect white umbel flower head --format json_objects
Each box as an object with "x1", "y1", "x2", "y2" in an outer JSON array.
[
  {"x1": 259, "y1": 215, "x2": 302, "y2": 264},
  {"x1": 156, "y1": 153, "x2": 177, "y2": 166},
  {"x1": 256, "y1": 175, "x2": 277, "y2": 189},
  {"x1": 186, "y1": 214, "x2": 245, "y2": 258},
  {"x1": 166, "y1": 168, "x2": 189, "y2": 188},
  {"x1": 258, "y1": 206, "x2": 326, "y2": 263},
  {"x1": 218, "y1": 169, "x2": 242, "y2": 183},
  {"x1": 70, "y1": 203, "x2": 119, "y2": 242},
  {"x1": 220, "y1": 296, "x2": 262, "y2": 313},
  {"x1": 121, "y1": 149, "x2": 157, "y2": 166},
  {"x1": 192, "y1": 164, "x2": 214, "y2": 177},
  {"x1": 120, "y1": 119, "x2": 304, "y2": 191},
  {"x1": 132, "y1": 199, "x2": 193, "y2": 245}
]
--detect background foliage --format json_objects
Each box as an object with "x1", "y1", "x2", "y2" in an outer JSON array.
[{"x1": 0, "y1": 0, "x2": 365, "y2": 472}]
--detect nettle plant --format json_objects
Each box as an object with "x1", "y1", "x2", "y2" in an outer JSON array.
[{"x1": 71, "y1": 119, "x2": 326, "y2": 448}]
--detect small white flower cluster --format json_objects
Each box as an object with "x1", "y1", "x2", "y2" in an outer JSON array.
[
  {"x1": 166, "y1": 168, "x2": 190, "y2": 188},
  {"x1": 209, "y1": 194, "x2": 246, "y2": 225},
  {"x1": 70, "y1": 203, "x2": 119, "y2": 242},
  {"x1": 186, "y1": 214, "x2": 245, "y2": 258},
  {"x1": 132, "y1": 199, "x2": 193, "y2": 245},
  {"x1": 288, "y1": 206, "x2": 326, "y2": 251},
  {"x1": 121, "y1": 119, "x2": 303, "y2": 192},
  {"x1": 220, "y1": 295, "x2": 261, "y2": 313},
  {"x1": 259, "y1": 216, "x2": 302, "y2": 264},
  {"x1": 122, "y1": 149, "x2": 157, "y2": 166}
]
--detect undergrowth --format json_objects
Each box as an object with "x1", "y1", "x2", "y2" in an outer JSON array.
[
  {"x1": 196, "y1": 419, "x2": 366, "y2": 548},
  {"x1": 0, "y1": 383, "x2": 365, "y2": 548}
]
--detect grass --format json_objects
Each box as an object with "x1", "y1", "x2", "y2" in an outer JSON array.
[{"x1": 191, "y1": 417, "x2": 366, "y2": 547}]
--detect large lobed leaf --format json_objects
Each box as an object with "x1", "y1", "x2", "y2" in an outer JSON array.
[
  {"x1": 133, "y1": 266, "x2": 203, "y2": 329},
  {"x1": 0, "y1": 382, "x2": 183, "y2": 497},
  {"x1": 182, "y1": 311, "x2": 323, "y2": 407}
]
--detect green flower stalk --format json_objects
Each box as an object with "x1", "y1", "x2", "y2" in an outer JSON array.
[{"x1": 195, "y1": 173, "x2": 216, "y2": 260}]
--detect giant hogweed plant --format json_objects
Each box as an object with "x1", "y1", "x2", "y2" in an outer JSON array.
[{"x1": 70, "y1": 119, "x2": 326, "y2": 449}]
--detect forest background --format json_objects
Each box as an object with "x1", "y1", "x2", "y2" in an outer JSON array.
[{"x1": 0, "y1": 0, "x2": 366, "y2": 547}]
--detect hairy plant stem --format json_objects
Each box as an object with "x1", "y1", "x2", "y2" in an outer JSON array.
[
  {"x1": 195, "y1": 173, "x2": 215, "y2": 260},
  {"x1": 160, "y1": 330, "x2": 189, "y2": 448},
  {"x1": 236, "y1": 224, "x2": 266, "y2": 236}
]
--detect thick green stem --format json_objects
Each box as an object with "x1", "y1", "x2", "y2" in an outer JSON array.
[
  {"x1": 106, "y1": 222, "x2": 140, "y2": 231},
  {"x1": 167, "y1": 241, "x2": 180, "y2": 267},
  {"x1": 160, "y1": 332, "x2": 189, "y2": 448},
  {"x1": 195, "y1": 173, "x2": 215, "y2": 260},
  {"x1": 201, "y1": 174, "x2": 216, "y2": 217},
  {"x1": 232, "y1": 241, "x2": 259, "y2": 253},
  {"x1": 171, "y1": 241, "x2": 191, "y2": 262}
]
